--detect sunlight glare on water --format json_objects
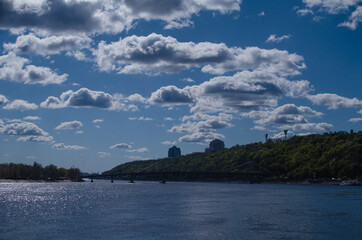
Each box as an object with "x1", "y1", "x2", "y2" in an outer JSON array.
[{"x1": 0, "y1": 181, "x2": 361, "y2": 240}]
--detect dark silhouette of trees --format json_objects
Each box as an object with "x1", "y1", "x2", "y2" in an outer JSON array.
[
  {"x1": 44, "y1": 164, "x2": 58, "y2": 181},
  {"x1": 31, "y1": 162, "x2": 43, "y2": 180},
  {"x1": 0, "y1": 162, "x2": 82, "y2": 181},
  {"x1": 67, "y1": 167, "x2": 82, "y2": 182}
]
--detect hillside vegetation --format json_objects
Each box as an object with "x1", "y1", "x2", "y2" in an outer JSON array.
[{"x1": 105, "y1": 131, "x2": 362, "y2": 179}]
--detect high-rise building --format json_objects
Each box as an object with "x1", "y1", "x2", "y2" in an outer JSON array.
[
  {"x1": 168, "y1": 146, "x2": 181, "y2": 158},
  {"x1": 205, "y1": 139, "x2": 225, "y2": 153}
]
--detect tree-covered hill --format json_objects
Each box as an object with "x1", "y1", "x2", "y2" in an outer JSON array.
[{"x1": 105, "y1": 131, "x2": 362, "y2": 179}]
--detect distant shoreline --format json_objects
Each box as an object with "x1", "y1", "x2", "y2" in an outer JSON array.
[
  {"x1": 0, "y1": 179, "x2": 73, "y2": 183},
  {"x1": 2, "y1": 178, "x2": 360, "y2": 186}
]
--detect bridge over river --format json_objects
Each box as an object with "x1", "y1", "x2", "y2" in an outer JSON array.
[{"x1": 82, "y1": 161, "x2": 279, "y2": 183}]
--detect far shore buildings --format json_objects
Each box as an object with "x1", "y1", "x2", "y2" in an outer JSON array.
[
  {"x1": 205, "y1": 139, "x2": 225, "y2": 153},
  {"x1": 168, "y1": 146, "x2": 181, "y2": 158}
]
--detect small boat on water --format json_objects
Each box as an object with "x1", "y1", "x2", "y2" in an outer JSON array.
[
  {"x1": 159, "y1": 180, "x2": 166, "y2": 184},
  {"x1": 129, "y1": 179, "x2": 134, "y2": 183}
]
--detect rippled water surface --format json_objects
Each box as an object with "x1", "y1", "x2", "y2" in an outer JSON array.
[{"x1": 1, "y1": 181, "x2": 361, "y2": 240}]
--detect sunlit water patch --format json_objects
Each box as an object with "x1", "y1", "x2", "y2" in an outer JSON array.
[{"x1": 0, "y1": 181, "x2": 361, "y2": 240}]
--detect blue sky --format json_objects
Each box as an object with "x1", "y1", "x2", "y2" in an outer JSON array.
[{"x1": 0, "y1": 0, "x2": 361, "y2": 172}]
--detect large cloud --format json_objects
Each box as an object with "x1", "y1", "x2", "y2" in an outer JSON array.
[
  {"x1": 93, "y1": 33, "x2": 306, "y2": 76},
  {"x1": 168, "y1": 113, "x2": 234, "y2": 144},
  {"x1": 0, "y1": 120, "x2": 47, "y2": 136},
  {"x1": 4, "y1": 34, "x2": 91, "y2": 57},
  {"x1": 0, "y1": 0, "x2": 240, "y2": 35},
  {"x1": 0, "y1": 0, "x2": 127, "y2": 35},
  {"x1": 0, "y1": 53, "x2": 68, "y2": 85},
  {"x1": 192, "y1": 71, "x2": 312, "y2": 112},
  {"x1": 150, "y1": 71, "x2": 312, "y2": 113},
  {"x1": 149, "y1": 85, "x2": 194, "y2": 105},
  {"x1": 240, "y1": 103, "x2": 333, "y2": 134},
  {"x1": 0, "y1": 119, "x2": 53, "y2": 142},
  {"x1": 148, "y1": 70, "x2": 317, "y2": 142},
  {"x1": 242, "y1": 104, "x2": 323, "y2": 126},
  {"x1": 307, "y1": 93, "x2": 362, "y2": 109},
  {"x1": 40, "y1": 88, "x2": 138, "y2": 111},
  {"x1": 147, "y1": 70, "x2": 313, "y2": 143}
]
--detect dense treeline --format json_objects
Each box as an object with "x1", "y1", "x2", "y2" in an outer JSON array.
[
  {"x1": 0, "y1": 162, "x2": 83, "y2": 181},
  {"x1": 105, "y1": 131, "x2": 362, "y2": 179}
]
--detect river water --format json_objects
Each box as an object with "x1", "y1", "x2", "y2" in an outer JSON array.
[{"x1": 0, "y1": 181, "x2": 361, "y2": 240}]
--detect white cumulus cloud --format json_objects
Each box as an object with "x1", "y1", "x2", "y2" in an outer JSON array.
[
  {"x1": 302, "y1": 0, "x2": 361, "y2": 14},
  {"x1": 349, "y1": 117, "x2": 362, "y2": 122},
  {"x1": 93, "y1": 33, "x2": 305, "y2": 76},
  {"x1": 40, "y1": 88, "x2": 139, "y2": 111},
  {"x1": 0, "y1": 94, "x2": 9, "y2": 105},
  {"x1": 128, "y1": 116, "x2": 153, "y2": 121},
  {"x1": 162, "y1": 140, "x2": 177, "y2": 145},
  {"x1": 149, "y1": 71, "x2": 312, "y2": 113},
  {"x1": 178, "y1": 131, "x2": 225, "y2": 143},
  {"x1": 17, "y1": 135, "x2": 54, "y2": 142},
  {"x1": 110, "y1": 143, "x2": 132, "y2": 149},
  {"x1": 55, "y1": 121, "x2": 83, "y2": 130},
  {"x1": 278, "y1": 122, "x2": 333, "y2": 132},
  {"x1": 0, "y1": 0, "x2": 241, "y2": 35},
  {"x1": 307, "y1": 93, "x2": 362, "y2": 109},
  {"x1": 266, "y1": 34, "x2": 291, "y2": 43},
  {"x1": 300, "y1": 0, "x2": 362, "y2": 30},
  {"x1": 52, "y1": 143, "x2": 85, "y2": 150},
  {"x1": 98, "y1": 152, "x2": 111, "y2": 158},
  {"x1": 338, "y1": 6, "x2": 362, "y2": 30},
  {"x1": 0, "y1": 53, "x2": 68, "y2": 85},
  {"x1": 23, "y1": 116, "x2": 41, "y2": 121},
  {"x1": 4, "y1": 33, "x2": 91, "y2": 56},
  {"x1": 242, "y1": 104, "x2": 323, "y2": 126},
  {"x1": 93, "y1": 119, "x2": 103, "y2": 124},
  {"x1": 3, "y1": 99, "x2": 38, "y2": 111},
  {"x1": 126, "y1": 147, "x2": 149, "y2": 153},
  {"x1": 0, "y1": 119, "x2": 53, "y2": 142}
]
